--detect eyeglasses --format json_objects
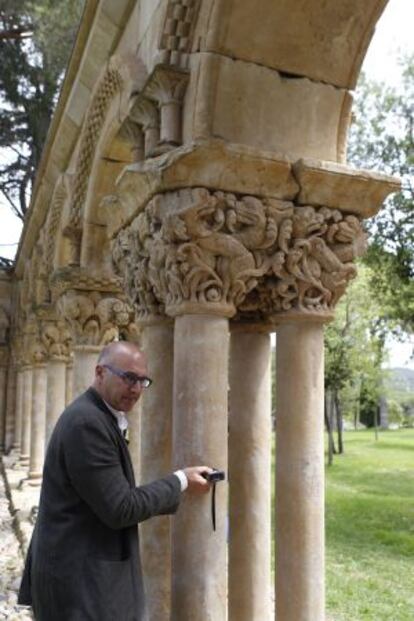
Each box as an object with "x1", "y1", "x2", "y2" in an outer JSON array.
[{"x1": 102, "y1": 364, "x2": 153, "y2": 389}]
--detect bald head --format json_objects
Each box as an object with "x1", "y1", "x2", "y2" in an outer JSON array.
[
  {"x1": 97, "y1": 341, "x2": 146, "y2": 367},
  {"x1": 93, "y1": 341, "x2": 149, "y2": 412}
]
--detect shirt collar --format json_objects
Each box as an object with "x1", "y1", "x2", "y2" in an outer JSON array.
[{"x1": 102, "y1": 398, "x2": 128, "y2": 432}]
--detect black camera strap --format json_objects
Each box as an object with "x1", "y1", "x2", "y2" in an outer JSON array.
[
  {"x1": 202, "y1": 469, "x2": 225, "y2": 531},
  {"x1": 211, "y1": 482, "x2": 217, "y2": 531}
]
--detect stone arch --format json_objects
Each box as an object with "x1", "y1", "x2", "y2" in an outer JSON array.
[
  {"x1": 185, "y1": 0, "x2": 389, "y2": 162},
  {"x1": 63, "y1": 53, "x2": 148, "y2": 270}
]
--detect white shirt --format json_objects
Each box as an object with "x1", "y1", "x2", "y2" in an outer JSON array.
[{"x1": 103, "y1": 398, "x2": 188, "y2": 491}]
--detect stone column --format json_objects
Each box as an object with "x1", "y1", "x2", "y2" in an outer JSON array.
[
  {"x1": 275, "y1": 322, "x2": 325, "y2": 621},
  {"x1": 12, "y1": 368, "x2": 24, "y2": 451},
  {"x1": 0, "y1": 353, "x2": 8, "y2": 451},
  {"x1": 72, "y1": 345, "x2": 100, "y2": 398},
  {"x1": 20, "y1": 366, "x2": 33, "y2": 466},
  {"x1": 139, "y1": 319, "x2": 174, "y2": 621},
  {"x1": 4, "y1": 364, "x2": 16, "y2": 452},
  {"x1": 66, "y1": 357, "x2": 74, "y2": 405},
  {"x1": 28, "y1": 362, "x2": 48, "y2": 485},
  {"x1": 228, "y1": 329, "x2": 272, "y2": 621},
  {"x1": 46, "y1": 356, "x2": 67, "y2": 442},
  {"x1": 171, "y1": 315, "x2": 229, "y2": 621}
]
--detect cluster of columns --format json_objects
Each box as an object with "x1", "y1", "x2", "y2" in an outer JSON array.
[
  {"x1": 1, "y1": 308, "x2": 325, "y2": 621},
  {"x1": 138, "y1": 314, "x2": 325, "y2": 621},
  {"x1": 1, "y1": 350, "x2": 75, "y2": 487}
]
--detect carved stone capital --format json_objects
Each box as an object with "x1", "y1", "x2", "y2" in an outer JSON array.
[
  {"x1": 57, "y1": 290, "x2": 136, "y2": 347},
  {"x1": 112, "y1": 188, "x2": 366, "y2": 322},
  {"x1": 40, "y1": 319, "x2": 72, "y2": 361}
]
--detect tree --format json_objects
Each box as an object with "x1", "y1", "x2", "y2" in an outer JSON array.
[
  {"x1": 348, "y1": 57, "x2": 414, "y2": 334},
  {"x1": 0, "y1": 0, "x2": 84, "y2": 228},
  {"x1": 324, "y1": 264, "x2": 388, "y2": 460}
]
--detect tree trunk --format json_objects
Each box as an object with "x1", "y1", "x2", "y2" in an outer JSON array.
[
  {"x1": 334, "y1": 393, "x2": 344, "y2": 454},
  {"x1": 325, "y1": 391, "x2": 336, "y2": 466}
]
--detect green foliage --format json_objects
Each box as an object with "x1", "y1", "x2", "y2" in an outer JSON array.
[
  {"x1": 324, "y1": 263, "x2": 386, "y2": 427},
  {"x1": 348, "y1": 57, "x2": 414, "y2": 333},
  {"x1": 0, "y1": 0, "x2": 84, "y2": 220}
]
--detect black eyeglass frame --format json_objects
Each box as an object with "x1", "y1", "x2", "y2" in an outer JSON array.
[{"x1": 102, "y1": 364, "x2": 153, "y2": 388}]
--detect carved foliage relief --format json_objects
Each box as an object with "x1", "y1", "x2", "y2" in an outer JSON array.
[
  {"x1": 112, "y1": 188, "x2": 366, "y2": 320},
  {"x1": 57, "y1": 291, "x2": 135, "y2": 346}
]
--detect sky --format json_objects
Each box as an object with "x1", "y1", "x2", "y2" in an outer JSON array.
[{"x1": 0, "y1": 0, "x2": 413, "y2": 366}]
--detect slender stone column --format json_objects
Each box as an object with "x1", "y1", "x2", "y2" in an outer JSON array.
[
  {"x1": 0, "y1": 360, "x2": 8, "y2": 451},
  {"x1": 66, "y1": 358, "x2": 74, "y2": 405},
  {"x1": 28, "y1": 362, "x2": 48, "y2": 485},
  {"x1": 171, "y1": 315, "x2": 229, "y2": 621},
  {"x1": 275, "y1": 322, "x2": 325, "y2": 621},
  {"x1": 4, "y1": 365, "x2": 16, "y2": 452},
  {"x1": 72, "y1": 345, "x2": 101, "y2": 397},
  {"x1": 46, "y1": 356, "x2": 67, "y2": 442},
  {"x1": 20, "y1": 366, "x2": 33, "y2": 466},
  {"x1": 228, "y1": 330, "x2": 272, "y2": 621},
  {"x1": 139, "y1": 320, "x2": 174, "y2": 621},
  {"x1": 12, "y1": 369, "x2": 24, "y2": 450}
]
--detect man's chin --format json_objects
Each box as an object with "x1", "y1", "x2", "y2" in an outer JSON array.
[{"x1": 122, "y1": 399, "x2": 139, "y2": 412}]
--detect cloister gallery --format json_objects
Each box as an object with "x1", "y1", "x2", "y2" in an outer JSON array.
[{"x1": 0, "y1": 1, "x2": 400, "y2": 620}]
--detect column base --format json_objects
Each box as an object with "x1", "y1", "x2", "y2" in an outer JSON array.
[{"x1": 27, "y1": 473, "x2": 42, "y2": 486}]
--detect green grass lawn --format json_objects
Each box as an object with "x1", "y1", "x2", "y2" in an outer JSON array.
[{"x1": 325, "y1": 429, "x2": 414, "y2": 621}]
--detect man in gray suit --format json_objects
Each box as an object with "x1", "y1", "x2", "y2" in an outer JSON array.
[{"x1": 18, "y1": 341, "x2": 212, "y2": 620}]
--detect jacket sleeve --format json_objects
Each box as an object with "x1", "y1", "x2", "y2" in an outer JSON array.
[{"x1": 63, "y1": 417, "x2": 181, "y2": 530}]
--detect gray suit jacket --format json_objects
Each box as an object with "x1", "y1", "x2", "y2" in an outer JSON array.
[{"x1": 18, "y1": 387, "x2": 181, "y2": 621}]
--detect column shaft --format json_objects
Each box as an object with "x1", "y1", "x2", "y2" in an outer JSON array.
[
  {"x1": 66, "y1": 360, "x2": 74, "y2": 405},
  {"x1": 0, "y1": 365, "x2": 8, "y2": 451},
  {"x1": 140, "y1": 322, "x2": 174, "y2": 621},
  {"x1": 46, "y1": 358, "x2": 67, "y2": 443},
  {"x1": 13, "y1": 369, "x2": 24, "y2": 450},
  {"x1": 275, "y1": 323, "x2": 325, "y2": 621},
  {"x1": 171, "y1": 315, "x2": 229, "y2": 621},
  {"x1": 4, "y1": 365, "x2": 16, "y2": 452},
  {"x1": 229, "y1": 331, "x2": 272, "y2": 621},
  {"x1": 72, "y1": 346, "x2": 100, "y2": 397},
  {"x1": 20, "y1": 366, "x2": 33, "y2": 465},
  {"x1": 28, "y1": 363, "x2": 47, "y2": 485}
]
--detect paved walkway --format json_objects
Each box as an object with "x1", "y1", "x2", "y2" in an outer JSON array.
[{"x1": 0, "y1": 455, "x2": 35, "y2": 621}]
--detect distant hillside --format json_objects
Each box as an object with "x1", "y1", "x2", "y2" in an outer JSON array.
[{"x1": 386, "y1": 367, "x2": 414, "y2": 394}]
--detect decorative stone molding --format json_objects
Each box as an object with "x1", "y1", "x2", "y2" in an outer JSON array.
[
  {"x1": 57, "y1": 291, "x2": 135, "y2": 347},
  {"x1": 65, "y1": 66, "x2": 123, "y2": 240},
  {"x1": 50, "y1": 267, "x2": 124, "y2": 302},
  {"x1": 45, "y1": 175, "x2": 70, "y2": 272},
  {"x1": 157, "y1": 0, "x2": 201, "y2": 68},
  {"x1": 112, "y1": 188, "x2": 366, "y2": 321}
]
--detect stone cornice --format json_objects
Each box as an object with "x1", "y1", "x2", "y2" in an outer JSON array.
[
  {"x1": 293, "y1": 158, "x2": 401, "y2": 218},
  {"x1": 110, "y1": 140, "x2": 399, "y2": 239}
]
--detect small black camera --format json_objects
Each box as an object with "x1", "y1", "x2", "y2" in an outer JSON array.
[{"x1": 202, "y1": 469, "x2": 225, "y2": 483}]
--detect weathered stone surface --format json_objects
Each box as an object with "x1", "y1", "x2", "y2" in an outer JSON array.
[{"x1": 0, "y1": 454, "x2": 37, "y2": 620}]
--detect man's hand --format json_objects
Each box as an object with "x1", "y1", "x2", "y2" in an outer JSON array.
[{"x1": 182, "y1": 466, "x2": 214, "y2": 494}]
